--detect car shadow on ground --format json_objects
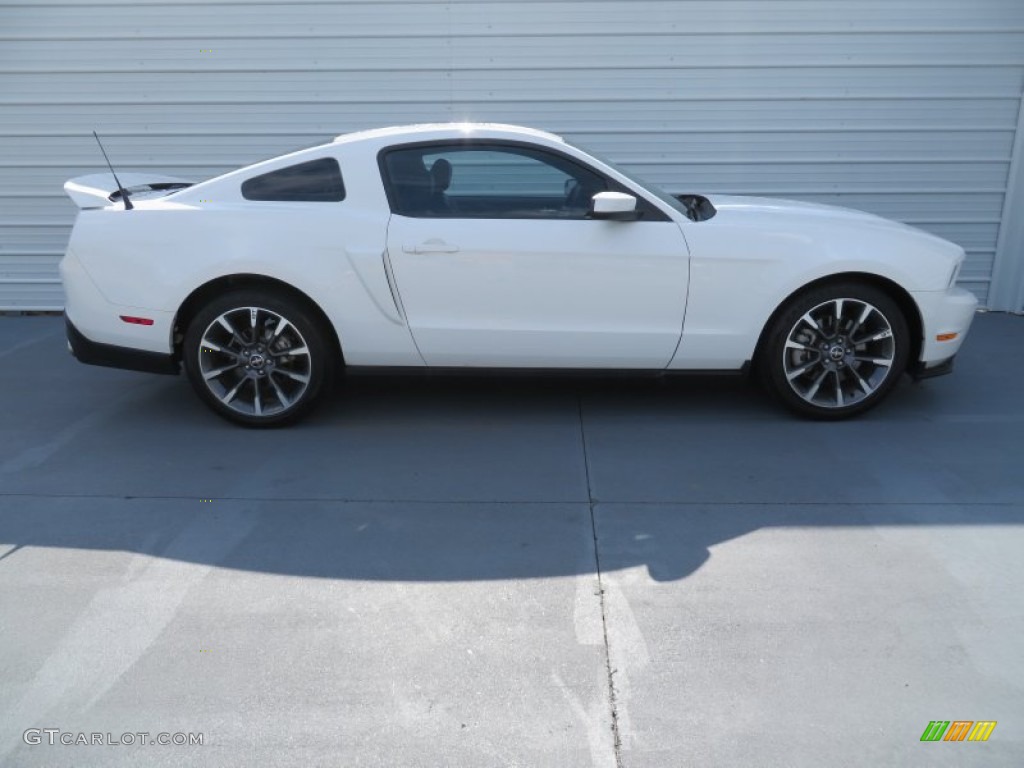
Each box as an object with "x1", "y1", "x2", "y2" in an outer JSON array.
[
  {"x1": 1, "y1": 313, "x2": 1022, "y2": 585},
  {"x1": 1, "y1": 490, "x2": 1018, "y2": 584}
]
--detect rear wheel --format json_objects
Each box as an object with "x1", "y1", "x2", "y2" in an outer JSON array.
[
  {"x1": 182, "y1": 290, "x2": 332, "y2": 427},
  {"x1": 761, "y1": 282, "x2": 910, "y2": 419}
]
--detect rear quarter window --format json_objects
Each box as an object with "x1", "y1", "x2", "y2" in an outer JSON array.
[{"x1": 241, "y1": 157, "x2": 345, "y2": 202}]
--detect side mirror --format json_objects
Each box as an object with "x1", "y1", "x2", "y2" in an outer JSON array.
[{"x1": 590, "y1": 191, "x2": 640, "y2": 221}]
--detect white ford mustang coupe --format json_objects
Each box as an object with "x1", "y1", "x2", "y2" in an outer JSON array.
[{"x1": 61, "y1": 123, "x2": 977, "y2": 426}]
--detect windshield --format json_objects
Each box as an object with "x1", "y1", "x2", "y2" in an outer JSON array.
[{"x1": 563, "y1": 138, "x2": 691, "y2": 217}]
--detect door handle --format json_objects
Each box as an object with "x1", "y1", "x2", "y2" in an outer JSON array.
[{"x1": 403, "y1": 239, "x2": 459, "y2": 254}]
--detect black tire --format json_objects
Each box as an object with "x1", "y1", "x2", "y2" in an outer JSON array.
[
  {"x1": 182, "y1": 289, "x2": 333, "y2": 427},
  {"x1": 759, "y1": 282, "x2": 910, "y2": 419}
]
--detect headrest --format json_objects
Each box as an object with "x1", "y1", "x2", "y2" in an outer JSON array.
[{"x1": 430, "y1": 158, "x2": 453, "y2": 192}]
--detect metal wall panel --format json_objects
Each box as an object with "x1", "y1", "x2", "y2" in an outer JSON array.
[{"x1": 1, "y1": 0, "x2": 1022, "y2": 309}]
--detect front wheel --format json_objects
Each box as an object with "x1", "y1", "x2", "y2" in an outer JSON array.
[
  {"x1": 760, "y1": 282, "x2": 910, "y2": 419},
  {"x1": 182, "y1": 290, "x2": 333, "y2": 427}
]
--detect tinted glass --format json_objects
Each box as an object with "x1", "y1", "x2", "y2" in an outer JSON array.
[
  {"x1": 241, "y1": 157, "x2": 345, "y2": 202},
  {"x1": 563, "y1": 138, "x2": 691, "y2": 218},
  {"x1": 382, "y1": 145, "x2": 607, "y2": 219}
]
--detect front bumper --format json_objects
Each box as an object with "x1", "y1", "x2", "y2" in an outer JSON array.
[
  {"x1": 66, "y1": 316, "x2": 179, "y2": 375},
  {"x1": 911, "y1": 286, "x2": 978, "y2": 370},
  {"x1": 908, "y1": 356, "x2": 955, "y2": 381}
]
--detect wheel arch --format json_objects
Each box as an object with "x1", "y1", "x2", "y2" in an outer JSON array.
[
  {"x1": 173, "y1": 274, "x2": 344, "y2": 365},
  {"x1": 752, "y1": 272, "x2": 923, "y2": 370}
]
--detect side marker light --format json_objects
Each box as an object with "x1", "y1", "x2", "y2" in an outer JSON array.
[{"x1": 120, "y1": 315, "x2": 155, "y2": 326}]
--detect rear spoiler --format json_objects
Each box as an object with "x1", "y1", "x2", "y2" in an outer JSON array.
[{"x1": 64, "y1": 173, "x2": 193, "y2": 209}]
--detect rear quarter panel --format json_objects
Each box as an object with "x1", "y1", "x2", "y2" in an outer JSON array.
[{"x1": 66, "y1": 144, "x2": 422, "y2": 366}]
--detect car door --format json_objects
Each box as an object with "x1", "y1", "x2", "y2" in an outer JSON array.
[{"x1": 381, "y1": 141, "x2": 690, "y2": 368}]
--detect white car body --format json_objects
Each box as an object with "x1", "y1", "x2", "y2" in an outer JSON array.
[{"x1": 60, "y1": 123, "x2": 977, "y2": 423}]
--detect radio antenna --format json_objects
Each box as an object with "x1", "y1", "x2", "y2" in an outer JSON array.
[{"x1": 92, "y1": 131, "x2": 133, "y2": 210}]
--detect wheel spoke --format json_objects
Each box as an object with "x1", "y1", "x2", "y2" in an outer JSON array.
[
  {"x1": 804, "y1": 368, "x2": 829, "y2": 400},
  {"x1": 202, "y1": 362, "x2": 239, "y2": 380},
  {"x1": 217, "y1": 316, "x2": 237, "y2": 336},
  {"x1": 800, "y1": 312, "x2": 821, "y2": 332},
  {"x1": 853, "y1": 328, "x2": 892, "y2": 345},
  {"x1": 277, "y1": 369, "x2": 310, "y2": 384},
  {"x1": 847, "y1": 303, "x2": 872, "y2": 339},
  {"x1": 786, "y1": 359, "x2": 819, "y2": 381},
  {"x1": 267, "y1": 371, "x2": 292, "y2": 408},
  {"x1": 220, "y1": 378, "x2": 245, "y2": 405},
  {"x1": 851, "y1": 367, "x2": 873, "y2": 395},
  {"x1": 272, "y1": 316, "x2": 290, "y2": 339},
  {"x1": 854, "y1": 356, "x2": 892, "y2": 367},
  {"x1": 253, "y1": 378, "x2": 263, "y2": 416},
  {"x1": 785, "y1": 339, "x2": 815, "y2": 352},
  {"x1": 833, "y1": 370, "x2": 844, "y2": 407}
]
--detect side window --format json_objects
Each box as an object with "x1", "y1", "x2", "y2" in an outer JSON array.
[
  {"x1": 241, "y1": 157, "x2": 345, "y2": 202},
  {"x1": 381, "y1": 145, "x2": 608, "y2": 219}
]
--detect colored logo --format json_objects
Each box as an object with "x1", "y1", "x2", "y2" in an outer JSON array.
[{"x1": 921, "y1": 721, "x2": 996, "y2": 742}]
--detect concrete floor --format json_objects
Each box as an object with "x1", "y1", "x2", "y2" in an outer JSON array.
[{"x1": 0, "y1": 313, "x2": 1021, "y2": 766}]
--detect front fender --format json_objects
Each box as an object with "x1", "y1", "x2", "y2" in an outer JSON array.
[{"x1": 670, "y1": 207, "x2": 963, "y2": 370}]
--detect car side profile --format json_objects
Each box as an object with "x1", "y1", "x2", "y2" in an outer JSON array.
[{"x1": 61, "y1": 123, "x2": 977, "y2": 426}]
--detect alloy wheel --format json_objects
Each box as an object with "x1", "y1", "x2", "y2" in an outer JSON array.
[
  {"x1": 197, "y1": 306, "x2": 312, "y2": 418},
  {"x1": 782, "y1": 297, "x2": 897, "y2": 410}
]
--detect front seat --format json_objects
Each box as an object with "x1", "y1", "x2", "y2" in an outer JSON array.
[{"x1": 428, "y1": 158, "x2": 453, "y2": 215}]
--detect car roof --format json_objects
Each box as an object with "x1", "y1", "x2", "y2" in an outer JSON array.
[
  {"x1": 162, "y1": 123, "x2": 571, "y2": 203},
  {"x1": 331, "y1": 122, "x2": 566, "y2": 146}
]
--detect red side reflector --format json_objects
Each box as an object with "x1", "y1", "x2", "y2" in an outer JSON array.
[{"x1": 120, "y1": 315, "x2": 155, "y2": 326}]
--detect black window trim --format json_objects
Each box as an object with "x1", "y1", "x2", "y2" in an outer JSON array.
[{"x1": 376, "y1": 139, "x2": 671, "y2": 222}]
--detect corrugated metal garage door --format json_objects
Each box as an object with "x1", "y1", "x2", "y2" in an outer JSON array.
[{"x1": 2, "y1": 0, "x2": 1023, "y2": 310}]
